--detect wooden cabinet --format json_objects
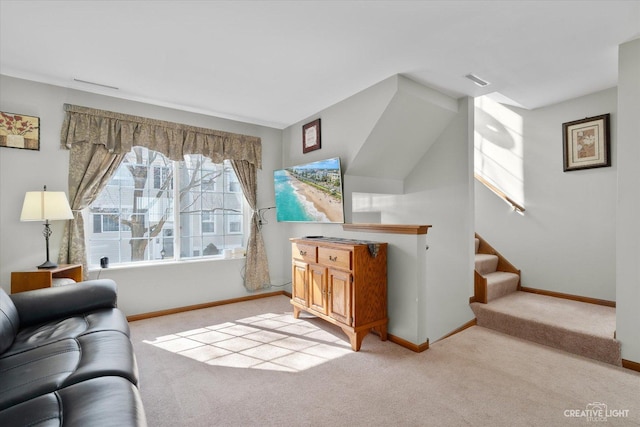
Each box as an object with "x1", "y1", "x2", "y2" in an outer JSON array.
[
  {"x1": 290, "y1": 237, "x2": 388, "y2": 351},
  {"x1": 11, "y1": 264, "x2": 83, "y2": 294}
]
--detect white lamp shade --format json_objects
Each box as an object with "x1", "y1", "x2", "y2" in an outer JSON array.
[{"x1": 20, "y1": 191, "x2": 74, "y2": 221}]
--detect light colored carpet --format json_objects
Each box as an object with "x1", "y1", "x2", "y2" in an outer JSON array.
[
  {"x1": 471, "y1": 291, "x2": 620, "y2": 365},
  {"x1": 129, "y1": 295, "x2": 639, "y2": 426}
]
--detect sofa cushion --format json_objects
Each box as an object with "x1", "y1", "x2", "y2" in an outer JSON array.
[
  {"x1": 2, "y1": 308, "x2": 130, "y2": 358},
  {"x1": 0, "y1": 376, "x2": 147, "y2": 427},
  {"x1": 9, "y1": 279, "x2": 118, "y2": 328},
  {"x1": 0, "y1": 331, "x2": 139, "y2": 411},
  {"x1": 0, "y1": 289, "x2": 19, "y2": 354},
  {"x1": 0, "y1": 338, "x2": 79, "y2": 411}
]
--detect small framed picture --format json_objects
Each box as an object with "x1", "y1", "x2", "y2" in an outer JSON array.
[
  {"x1": 302, "y1": 119, "x2": 321, "y2": 153},
  {"x1": 0, "y1": 111, "x2": 40, "y2": 151},
  {"x1": 562, "y1": 114, "x2": 610, "y2": 172}
]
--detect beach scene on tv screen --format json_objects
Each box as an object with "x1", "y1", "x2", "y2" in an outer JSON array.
[{"x1": 274, "y1": 157, "x2": 344, "y2": 223}]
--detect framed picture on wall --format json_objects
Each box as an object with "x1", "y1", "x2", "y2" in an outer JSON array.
[
  {"x1": 0, "y1": 111, "x2": 40, "y2": 151},
  {"x1": 562, "y1": 114, "x2": 610, "y2": 172},
  {"x1": 302, "y1": 119, "x2": 321, "y2": 153}
]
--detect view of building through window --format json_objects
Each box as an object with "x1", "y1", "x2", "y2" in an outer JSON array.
[{"x1": 87, "y1": 147, "x2": 245, "y2": 267}]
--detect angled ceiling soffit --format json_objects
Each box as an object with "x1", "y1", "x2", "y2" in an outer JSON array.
[{"x1": 346, "y1": 75, "x2": 459, "y2": 184}]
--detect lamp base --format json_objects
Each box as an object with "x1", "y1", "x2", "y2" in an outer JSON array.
[{"x1": 37, "y1": 260, "x2": 58, "y2": 269}]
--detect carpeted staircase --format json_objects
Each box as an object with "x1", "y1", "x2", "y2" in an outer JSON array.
[
  {"x1": 470, "y1": 235, "x2": 621, "y2": 366},
  {"x1": 473, "y1": 235, "x2": 520, "y2": 303}
]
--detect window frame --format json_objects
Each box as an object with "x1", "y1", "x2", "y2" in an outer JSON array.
[{"x1": 86, "y1": 148, "x2": 247, "y2": 268}]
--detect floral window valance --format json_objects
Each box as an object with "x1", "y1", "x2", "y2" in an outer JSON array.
[{"x1": 60, "y1": 104, "x2": 262, "y2": 169}]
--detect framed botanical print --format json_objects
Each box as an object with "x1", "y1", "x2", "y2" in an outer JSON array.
[
  {"x1": 562, "y1": 114, "x2": 610, "y2": 171},
  {"x1": 0, "y1": 111, "x2": 40, "y2": 151}
]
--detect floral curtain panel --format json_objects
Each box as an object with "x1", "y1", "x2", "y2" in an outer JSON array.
[
  {"x1": 59, "y1": 104, "x2": 269, "y2": 290},
  {"x1": 57, "y1": 143, "x2": 125, "y2": 274},
  {"x1": 231, "y1": 159, "x2": 271, "y2": 291}
]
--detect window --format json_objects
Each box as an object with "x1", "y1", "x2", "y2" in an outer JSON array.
[
  {"x1": 227, "y1": 215, "x2": 243, "y2": 234},
  {"x1": 87, "y1": 146, "x2": 245, "y2": 267},
  {"x1": 228, "y1": 180, "x2": 241, "y2": 193},
  {"x1": 202, "y1": 211, "x2": 215, "y2": 233},
  {"x1": 92, "y1": 209, "x2": 123, "y2": 233},
  {"x1": 153, "y1": 166, "x2": 173, "y2": 189}
]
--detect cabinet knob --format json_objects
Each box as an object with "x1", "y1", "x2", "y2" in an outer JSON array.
[
  {"x1": 300, "y1": 250, "x2": 307, "y2": 256},
  {"x1": 329, "y1": 255, "x2": 337, "y2": 262}
]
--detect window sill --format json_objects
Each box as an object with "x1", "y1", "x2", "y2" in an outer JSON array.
[{"x1": 87, "y1": 255, "x2": 246, "y2": 273}]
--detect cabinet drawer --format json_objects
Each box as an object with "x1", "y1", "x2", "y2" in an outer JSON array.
[
  {"x1": 292, "y1": 243, "x2": 317, "y2": 263},
  {"x1": 318, "y1": 247, "x2": 351, "y2": 270}
]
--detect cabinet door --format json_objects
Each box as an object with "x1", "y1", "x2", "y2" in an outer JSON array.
[
  {"x1": 292, "y1": 260, "x2": 309, "y2": 307},
  {"x1": 308, "y1": 264, "x2": 327, "y2": 314},
  {"x1": 328, "y1": 268, "x2": 352, "y2": 325}
]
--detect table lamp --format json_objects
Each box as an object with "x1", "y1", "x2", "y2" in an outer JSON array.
[{"x1": 20, "y1": 185, "x2": 74, "y2": 269}]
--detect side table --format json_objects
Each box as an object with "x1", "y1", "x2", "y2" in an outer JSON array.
[{"x1": 11, "y1": 264, "x2": 83, "y2": 293}]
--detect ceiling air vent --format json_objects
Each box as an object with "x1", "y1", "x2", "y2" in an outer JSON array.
[
  {"x1": 465, "y1": 73, "x2": 490, "y2": 87},
  {"x1": 73, "y1": 78, "x2": 119, "y2": 90}
]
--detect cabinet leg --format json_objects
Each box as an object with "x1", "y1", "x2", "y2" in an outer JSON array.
[
  {"x1": 292, "y1": 306, "x2": 301, "y2": 319},
  {"x1": 341, "y1": 327, "x2": 365, "y2": 352},
  {"x1": 372, "y1": 324, "x2": 388, "y2": 341}
]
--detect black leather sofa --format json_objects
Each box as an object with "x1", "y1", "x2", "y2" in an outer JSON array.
[{"x1": 0, "y1": 279, "x2": 147, "y2": 426}]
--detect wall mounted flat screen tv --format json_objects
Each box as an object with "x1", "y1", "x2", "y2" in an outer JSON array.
[{"x1": 274, "y1": 157, "x2": 344, "y2": 223}]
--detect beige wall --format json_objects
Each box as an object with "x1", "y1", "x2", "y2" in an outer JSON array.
[
  {"x1": 279, "y1": 77, "x2": 475, "y2": 344},
  {"x1": 475, "y1": 87, "x2": 618, "y2": 301},
  {"x1": 0, "y1": 75, "x2": 286, "y2": 316},
  {"x1": 616, "y1": 38, "x2": 640, "y2": 362}
]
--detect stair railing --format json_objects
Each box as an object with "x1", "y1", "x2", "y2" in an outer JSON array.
[{"x1": 475, "y1": 174, "x2": 525, "y2": 213}]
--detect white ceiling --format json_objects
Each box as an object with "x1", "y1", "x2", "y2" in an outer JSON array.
[{"x1": 1, "y1": 1, "x2": 639, "y2": 129}]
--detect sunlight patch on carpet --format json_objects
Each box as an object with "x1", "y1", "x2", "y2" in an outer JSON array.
[{"x1": 143, "y1": 312, "x2": 352, "y2": 372}]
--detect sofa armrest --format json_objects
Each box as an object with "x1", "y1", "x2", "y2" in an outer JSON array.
[{"x1": 10, "y1": 279, "x2": 118, "y2": 327}]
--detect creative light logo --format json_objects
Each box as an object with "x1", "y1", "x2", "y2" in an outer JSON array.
[{"x1": 564, "y1": 402, "x2": 630, "y2": 422}]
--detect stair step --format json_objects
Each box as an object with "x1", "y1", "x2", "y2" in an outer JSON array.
[
  {"x1": 470, "y1": 291, "x2": 621, "y2": 365},
  {"x1": 485, "y1": 271, "x2": 520, "y2": 302},
  {"x1": 475, "y1": 253, "x2": 499, "y2": 275}
]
